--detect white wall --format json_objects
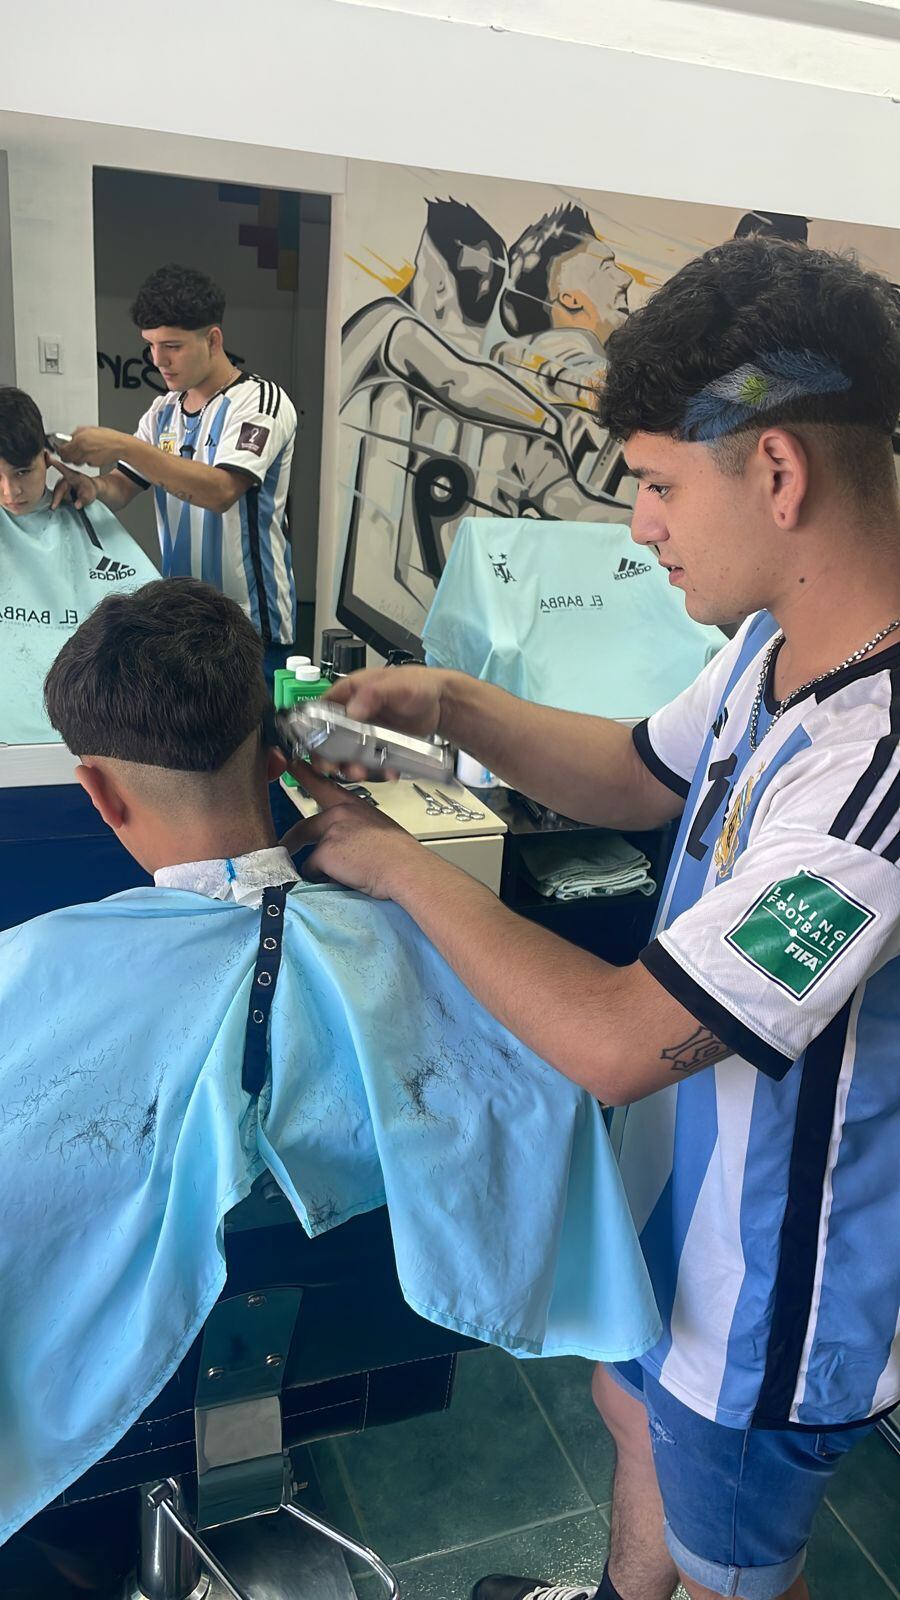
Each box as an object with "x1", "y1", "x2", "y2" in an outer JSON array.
[
  {"x1": 0, "y1": 152, "x2": 14, "y2": 387},
  {"x1": 334, "y1": 0, "x2": 900, "y2": 97},
  {"x1": 5, "y1": 137, "x2": 99, "y2": 434},
  {"x1": 292, "y1": 198, "x2": 334, "y2": 607},
  {"x1": 3, "y1": 0, "x2": 899, "y2": 230}
]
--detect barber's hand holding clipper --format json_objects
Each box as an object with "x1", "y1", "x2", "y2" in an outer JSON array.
[
  {"x1": 315, "y1": 667, "x2": 449, "y2": 780},
  {"x1": 280, "y1": 763, "x2": 437, "y2": 900},
  {"x1": 279, "y1": 666, "x2": 470, "y2": 896}
]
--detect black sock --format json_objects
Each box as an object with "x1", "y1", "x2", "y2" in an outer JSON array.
[{"x1": 596, "y1": 1562, "x2": 626, "y2": 1600}]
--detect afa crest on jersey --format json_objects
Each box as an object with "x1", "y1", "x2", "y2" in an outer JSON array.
[{"x1": 714, "y1": 770, "x2": 758, "y2": 878}]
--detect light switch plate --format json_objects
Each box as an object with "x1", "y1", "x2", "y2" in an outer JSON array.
[{"x1": 38, "y1": 337, "x2": 63, "y2": 374}]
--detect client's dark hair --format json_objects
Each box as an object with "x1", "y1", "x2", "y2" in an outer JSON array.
[
  {"x1": 0, "y1": 387, "x2": 47, "y2": 467},
  {"x1": 598, "y1": 237, "x2": 900, "y2": 498},
  {"x1": 45, "y1": 578, "x2": 268, "y2": 770},
  {"x1": 131, "y1": 264, "x2": 226, "y2": 331}
]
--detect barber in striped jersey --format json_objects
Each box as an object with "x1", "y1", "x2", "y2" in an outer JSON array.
[
  {"x1": 285, "y1": 238, "x2": 900, "y2": 1600},
  {"x1": 56, "y1": 265, "x2": 297, "y2": 678}
]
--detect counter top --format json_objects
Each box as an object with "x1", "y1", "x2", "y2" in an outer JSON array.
[
  {"x1": 0, "y1": 742, "x2": 78, "y2": 789},
  {"x1": 280, "y1": 774, "x2": 507, "y2": 842}
]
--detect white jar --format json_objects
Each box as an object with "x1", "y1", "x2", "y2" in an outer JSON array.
[{"x1": 456, "y1": 750, "x2": 503, "y2": 789}]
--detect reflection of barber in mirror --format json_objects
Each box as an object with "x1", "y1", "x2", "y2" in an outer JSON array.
[
  {"x1": 54, "y1": 264, "x2": 298, "y2": 685},
  {"x1": 0, "y1": 387, "x2": 159, "y2": 745}
]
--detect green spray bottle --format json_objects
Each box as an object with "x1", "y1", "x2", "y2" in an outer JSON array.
[
  {"x1": 274, "y1": 655, "x2": 312, "y2": 712},
  {"x1": 281, "y1": 663, "x2": 332, "y2": 788}
]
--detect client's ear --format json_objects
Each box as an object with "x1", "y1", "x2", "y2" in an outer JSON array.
[{"x1": 75, "y1": 761, "x2": 127, "y2": 831}]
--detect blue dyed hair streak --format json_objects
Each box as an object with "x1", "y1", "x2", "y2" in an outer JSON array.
[{"x1": 681, "y1": 348, "x2": 852, "y2": 443}]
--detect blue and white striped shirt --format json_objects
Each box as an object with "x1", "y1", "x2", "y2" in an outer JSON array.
[
  {"x1": 618, "y1": 612, "x2": 900, "y2": 1429},
  {"x1": 120, "y1": 374, "x2": 296, "y2": 644}
]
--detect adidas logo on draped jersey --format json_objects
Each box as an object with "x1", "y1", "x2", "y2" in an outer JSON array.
[
  {"x1": 90, "y1": 557, "x2": 137, "y2": 582},
  {"x1": 614, "y1": 557, "x2": 652, "y2": 580}
]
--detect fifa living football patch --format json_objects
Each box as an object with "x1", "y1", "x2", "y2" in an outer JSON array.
[{"x1": 725, "y1": 868, "x2": 875, "y2": 1000}]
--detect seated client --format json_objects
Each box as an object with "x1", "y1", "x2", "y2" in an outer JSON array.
[{"x1": 0, "y1": 386, "x2": 158, "y2": 744}]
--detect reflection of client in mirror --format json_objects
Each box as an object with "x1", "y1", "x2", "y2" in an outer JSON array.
[{"x1": 0, "y1": 388, "x2": 158, "y2": 745}]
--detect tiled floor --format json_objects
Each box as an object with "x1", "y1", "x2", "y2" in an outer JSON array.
[{"x1": 306, "y1": 1349, "x2": 900, "y2": 1600}]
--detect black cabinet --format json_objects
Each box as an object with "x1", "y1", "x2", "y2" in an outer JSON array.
[
  {"x1": 485, "y1": 787, "x2": 674, "y2": 964},
  {"x1": 0, "y1": 783, "x2": 151, "y2": 932}
]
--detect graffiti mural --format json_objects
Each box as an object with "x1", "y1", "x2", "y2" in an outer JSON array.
[{"x1": 336, "y1": 167, "x2": 900, "y2": 658}]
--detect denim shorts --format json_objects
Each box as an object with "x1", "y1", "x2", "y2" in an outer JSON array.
[{"x1": 610, "y1": 1361, "x2": 875, "y2": 1600}]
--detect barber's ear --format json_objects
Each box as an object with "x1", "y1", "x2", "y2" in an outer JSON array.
[
  {"x1": 558, "y1": 289, "x2": 586, "y2": 316},
  {"x1": 75, "y1": 762, "x2": 127, "y2": 831},
  {"x1": 758, "y1": 429, "x2": 809, "y2": 530}
]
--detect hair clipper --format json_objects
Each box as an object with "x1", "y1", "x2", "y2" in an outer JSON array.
[{"x1": 268, "y1": 701, "x2": 455, "y2": 782}]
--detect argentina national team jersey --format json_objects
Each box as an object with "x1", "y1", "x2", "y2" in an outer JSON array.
[
  {"x1": 119, "y1": 374, "x2": 297, "y2": 643},
  {"x1": 617, "y1": 611, "x2": 900, "y2": 1429}
]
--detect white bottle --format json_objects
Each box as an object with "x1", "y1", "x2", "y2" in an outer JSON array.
[{"x1": 456, "y1": 750, "x2": 503, "y2": 789}]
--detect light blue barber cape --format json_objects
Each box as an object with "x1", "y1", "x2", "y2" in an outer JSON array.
[
  {"x1": 0, "y1": 850, "x2": 659, "y2": 1543},
  {"x1": 0, "y1": 493, "x2": 159, "y2": 743},
  {"x1": 423, "y1": 518, "x2": 724, "y2": 718}
]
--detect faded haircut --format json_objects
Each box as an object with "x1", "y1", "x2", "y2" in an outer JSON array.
[{"x1": 44, "y1": 578, "x2": 268, "y2": 771}]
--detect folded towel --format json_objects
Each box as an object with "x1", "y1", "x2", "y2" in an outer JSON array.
[{"x1": 520, "y1": 833, "x2": 656, "y2": 901}]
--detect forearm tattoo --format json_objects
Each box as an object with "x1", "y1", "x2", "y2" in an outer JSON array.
[{"x1": 660, "y1": 1026, "x2": 728, "y2": 1075}]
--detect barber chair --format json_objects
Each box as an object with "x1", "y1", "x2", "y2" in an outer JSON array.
[{"x1": 28, "y1": 1181, "x2": 481, "y2": 1600}]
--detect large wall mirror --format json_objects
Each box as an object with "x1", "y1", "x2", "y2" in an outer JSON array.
[{"x1": 2, "y1": 144, "x2": 899, "y2": 753}]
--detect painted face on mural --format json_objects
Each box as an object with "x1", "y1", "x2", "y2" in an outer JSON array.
[
  {"x1": 141, "y1": 326, "x2": 219, "y2": 394},
  {"x1": 625, "y1": 431, "x2": 778, "y2": 627},
  {"x1": 549, "y1": 242, "x2": 631, "y2": 346},
  {"x1": 0, "y1": 451, "x2": 49, "y2": 516},
  {"x1": 410, "y1": 233, "x2": 504, "y2": 352}
]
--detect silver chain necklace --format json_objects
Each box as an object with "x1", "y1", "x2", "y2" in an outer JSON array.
[{"x1": 748, "y1": 618, "x2": 900, "y2": 750}]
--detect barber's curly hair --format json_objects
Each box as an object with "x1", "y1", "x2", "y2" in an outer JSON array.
[
  {"x1": 130, "y1": 264, "x2": 226, "y2": 331},
  {"x1": 598, "y1": 237, "x2": 900, "y2": 444}
]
